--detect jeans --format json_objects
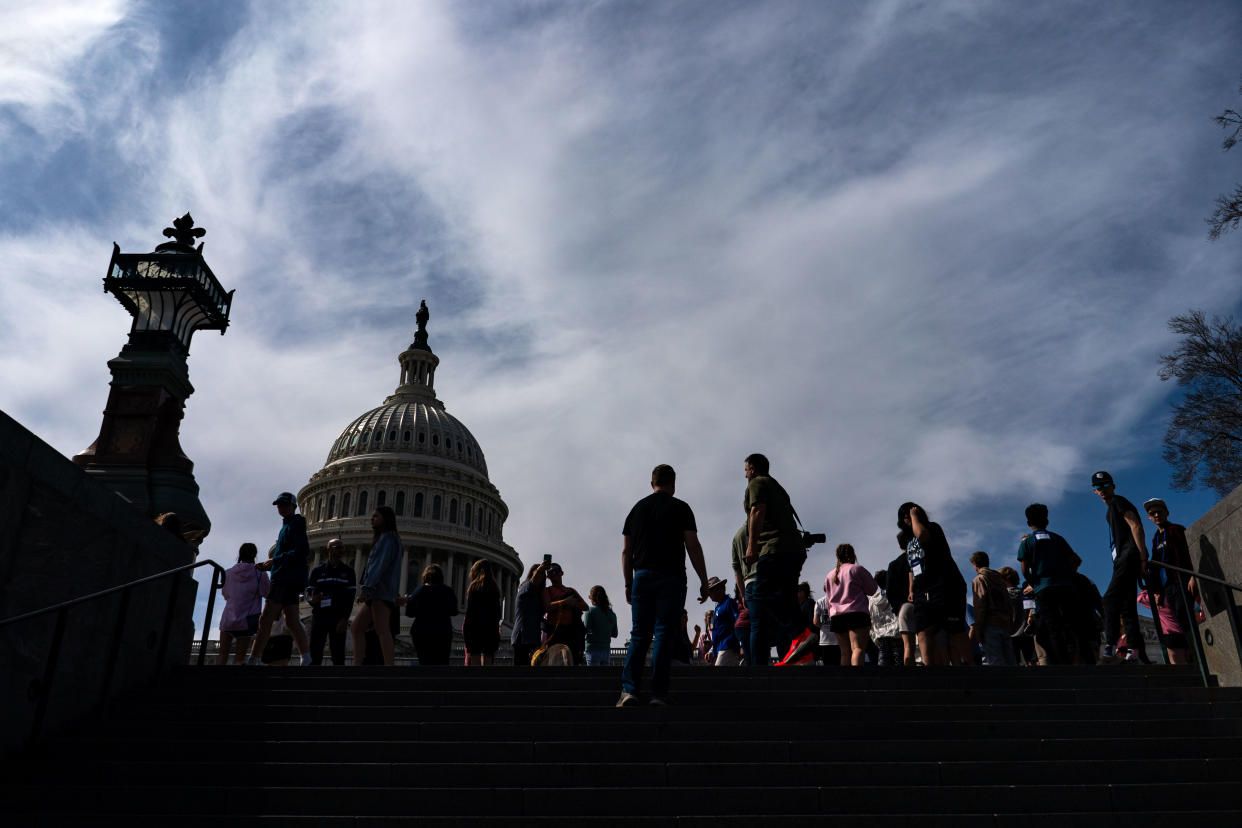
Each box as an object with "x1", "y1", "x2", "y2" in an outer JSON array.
[
  {"x1": 309, "y1": 608, "x2": 347, "y2": 665},
  {"x1": 979, "y1": 624, "x2": 1016, "y2": 666},
  {"x1": 585, "y1": 647, "x2": 611, "y2": 666},
  {"x1": 1103, "y1": 553, "x2": 1149, "y2": 661},
  {"x1": 622, "y1": 569, "x2": 687, "y2": 699},
  {"x1": 746, "y1": 554, "x2": 796, "y2": 666}
]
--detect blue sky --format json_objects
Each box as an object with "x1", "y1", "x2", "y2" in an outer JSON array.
[{"x1": 3, "y1": 0, "x2": 1241, "y2": 637}]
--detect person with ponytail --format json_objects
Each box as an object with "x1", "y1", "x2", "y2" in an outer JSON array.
[
  {"x1": 352, "y1": 506, "x2": 402, "y2": 666},
  {"x1": 584, "y1": 585, "x2": 619, "y2": 665},
  {"x1": 824, "y1": 543, "x2": 878, "y2": 666}
]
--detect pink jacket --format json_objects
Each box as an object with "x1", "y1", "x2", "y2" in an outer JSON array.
[
  {"x1": 220, "y1": 562, "x2": 270, "y2": 632},
  {"x1": 824, "y1": 563, "x2": 878, "y2": 616}
]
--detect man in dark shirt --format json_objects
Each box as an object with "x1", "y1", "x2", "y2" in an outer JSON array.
[
  {"x1": 1091, "y1": 471, "x2": 1150, "y2": 663},
  {"x1": 1143, "y1": 497, "x2": 1197, "y2": 662},
  {"x1": 618, "y1": 464, "x2": 709, "y2": 706},
  {"x1": 742, "y1": 453, "x2": 808, "y2": 666},
  {"x1": 307, "y1": 538, "x2": 357, "y2": 665},
  {"x1": 1017, "y1": 503, "x2": 1081, "y2": 664},
  {"x1": 248, "y1": 491, "x2": 312, "y2": 666}
]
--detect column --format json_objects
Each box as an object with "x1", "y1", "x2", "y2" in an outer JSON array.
[
  {"x1": 399, "y1": 547, "x2": 410, "y2": 595},
  {"x1": 353, "y1": 546, "x2": 364, "y2": 581}
]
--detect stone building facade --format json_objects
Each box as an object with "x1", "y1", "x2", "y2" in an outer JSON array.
[{"x1": 295, "y1": 302, "x2": 521, "y2": 645}]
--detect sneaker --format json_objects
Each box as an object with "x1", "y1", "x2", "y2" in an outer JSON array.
[
  {"x1": 300, "y1": 653, "x2": 312, "y2": 666},
  {"x1": 776, "y1": 628, "x2": 816, "y2": 666},
  {"x1": 648, "y1": 697, "x2": 669, "y2": 707},
  {"x1": 616, "y1": 692, "x2": 639, "y2": 708},
  {"x1": 1099, "y1": 645, "x2": 1119, "y2": 665},
  {"x1": 244, "y1": 656, "x2": 261, "y2": 666}
]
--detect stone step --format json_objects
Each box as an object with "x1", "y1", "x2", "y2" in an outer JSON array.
[
  {"x1": 20, "y1": 813, "x2": 1242, "y2": 828},
  {"x1": 47, "y1": 735, "x2": 1242, "y2": 764},
  {"x1": 10, "y1": 782, "x2": 1239, "y2": 816},
  {"x1": 100, "y1": 700, "x2": 1242, "y2": 726},
  {"x1": 13, "y1": 758, "x2": 1241, "y2": 788},
  {"x1": 84, "y1": 716, "x2": 1242, "y2": 742}
]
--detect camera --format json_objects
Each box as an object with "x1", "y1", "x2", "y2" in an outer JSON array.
[{"x1": 802, "y1": 531, "x2": 826, "y2": 549}]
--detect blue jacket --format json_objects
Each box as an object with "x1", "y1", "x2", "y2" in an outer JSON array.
[
  {"x1": 360, "y1": 531, "x2": 402, "y2": 602},
  {"x1": 271, "y1": 513, "x2": 309, "y2": 585}
]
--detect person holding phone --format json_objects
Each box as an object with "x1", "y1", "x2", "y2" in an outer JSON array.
[{"x1": 510, "y1": 559, "x2": 550, "y2": 666}]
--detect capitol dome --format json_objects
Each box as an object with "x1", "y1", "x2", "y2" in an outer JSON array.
[{"x1": 296, "y1": 301, "x2": 521, "y2": 648}]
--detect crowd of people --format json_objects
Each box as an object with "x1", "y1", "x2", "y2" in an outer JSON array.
[
  {"x1": 210, "y1": 460, "x2": 1202, "y2": 707},
  {"x1": 613, "y1": 456, "x2": 1201, "y2": 707}
]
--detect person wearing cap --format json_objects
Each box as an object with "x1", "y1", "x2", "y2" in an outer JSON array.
[
  {"x1": 1143, "y1": 498, "x2": 1197, "y2": 664},
  {"x1": 618, "y1": 463, "x2": 710, "y2": 706},
  {"x1": 247, "y1": 492, "x2": 312, "y2": 666},
  {"x1": 306, "y1": 538, "x2": 356, "y2": 665},
  {"x1": 705, "y1": 576, "x2": 741, "y2": 666},
  {"x1": 1090, "y1": 471, "x2": 1150, "y2": 664}
]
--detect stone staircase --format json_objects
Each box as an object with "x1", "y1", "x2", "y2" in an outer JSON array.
[{"x1": 7, "y1": 664, "x2": 1242, "y2": 826}]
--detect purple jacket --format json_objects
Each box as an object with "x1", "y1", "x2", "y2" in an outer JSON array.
[{"x1": 220, "y1": 562, "x2": 270, "y2": 632}]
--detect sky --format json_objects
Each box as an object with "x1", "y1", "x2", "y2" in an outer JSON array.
[{"x1": 3, "y1": 0, "x2": 1241, "y2": 643}]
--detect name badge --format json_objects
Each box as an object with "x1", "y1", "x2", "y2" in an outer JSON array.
[
  {"x1": 1023, "y1": 599, "x2": 1035, "y2": 610},
  {"x1": 911, "y1": 562, "x2": 924, "y2": 577},
  {"x1": 320, "y1": 596, "x2": 332, "y2": 608},
  {"x1": 1111, "y1": 545, "x2": 1117, "y2": 562}
]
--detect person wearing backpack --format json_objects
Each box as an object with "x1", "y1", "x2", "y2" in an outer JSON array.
[{"x1": 968, "y1": 551, "x2": 1015, "y2": 665}]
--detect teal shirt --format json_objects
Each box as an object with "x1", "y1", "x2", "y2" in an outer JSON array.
[{"x1": 584, "y1": 605, "x2": 618, "y2": 648}]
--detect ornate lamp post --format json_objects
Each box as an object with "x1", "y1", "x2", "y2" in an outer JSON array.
[{"x1": 74, "y1": 214, "x2": 234, "y2": 539}]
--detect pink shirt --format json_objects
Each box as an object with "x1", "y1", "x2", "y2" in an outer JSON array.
[
  {"x1": 220, "y1": 562, "x2": 270, "y2": 632},
  {"x1": 824, "y1": 563, "x2": 878, "y2": 616}
]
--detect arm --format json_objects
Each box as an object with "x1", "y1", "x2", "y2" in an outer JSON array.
[
  {"x1": 1124, "y1": 510, "x2": 1148, "y2": 573},
  {"x1": 745, "y1": 505, "x2": 765, "y2": 564},
  {"x1": 685, "y1": 530, "x2": 709, "y2": 603},
  {"x1": 909, "y1": 508, "x2": 929, "y2": 542},
  {"x1": 622, "y1": 534, "x2": 634, "y2": 605}
]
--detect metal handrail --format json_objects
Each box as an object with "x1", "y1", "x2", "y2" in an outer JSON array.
[
  {"x1": 1145, "y1": 560, "x2": 1242, "y2": 687},
  {"x1": 0, "y1": 558, "x2": 226, "y2": 750}
]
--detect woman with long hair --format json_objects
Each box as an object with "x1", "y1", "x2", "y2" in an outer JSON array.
[
  {"x1": 463, "y1": 559, "x2": 502, "y2": 666},
  {"x1": 584, "y1": 585, "x2": 618, "y2": 666},
  {"x1": 352, "y1": 506, "x2": 402, "y2": 666},
  {"x1": 824, "y1": 543, "x2": 878, "y2": 666}
]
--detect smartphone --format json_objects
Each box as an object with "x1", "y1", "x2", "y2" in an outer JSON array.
[{"x1": 543, "y1": 554, "x2": 552, "y2": 565}]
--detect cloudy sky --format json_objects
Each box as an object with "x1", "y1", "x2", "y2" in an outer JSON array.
[{"x1": 3, "y1": 0, "x2": 1241, "y2": 640}]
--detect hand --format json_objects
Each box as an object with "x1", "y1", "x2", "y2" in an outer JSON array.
[
  {"x1": 697, "y1": 582, "x2": 709, "y2": 604},
  {"x1": 396, "y1": 595, "x2": 409, "y2": 606},
  {"x1": 908, "y1": 592, "x2": 914, "y2": 603},
  {"x1": 356, "y1": 594, "x2": 366, "y2": 605},
  {"x1": 625, "y1": 583, "x2": 632, "y2": 605},
  {"x1": 968, "y1": 625, "x2": 980, "y2": 643},
  {"x1": 335, "y1": 619, "x2": 347, "y2": 634},
  {"x1": 744, "y1": 546, "x2": 756, "y2": 565},
  {"x1": 1022, "y1": 585, "x2": 1034, "y2": 596}
]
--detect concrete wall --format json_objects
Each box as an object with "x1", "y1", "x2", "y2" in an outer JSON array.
[
  {"x1": 0, "y1": 411, "x2": 198, "y2": 756},
  {"x1": 1185, "y1": 484, "x2": 1242, "y2": 687}
]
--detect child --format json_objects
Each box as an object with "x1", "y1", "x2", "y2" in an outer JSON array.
[
  {"x1": 824, "y1": 544, "x2": 878, "y2": 667},
  {"x1": 705, "y1": 576, "x2": 741, "y2": 666},
  {"x1": 584, "y1": 585, "x2": 618, "y2": 665},
  {"x1": 217, "y1": 543, "x2": 269, "y2": 665}
]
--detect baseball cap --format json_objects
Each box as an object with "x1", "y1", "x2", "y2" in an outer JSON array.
[
  {"x1": 272, "y1": 492, "x2": 297, "y2": 506},
  {"x1": 1090, "y1": 471, "x2": 1114, "y2": 489},
  {"x1": 1143, "y1": 497, "x2": 1167, "y2": 511}
]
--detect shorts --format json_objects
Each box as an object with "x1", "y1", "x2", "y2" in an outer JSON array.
[
  {"x1": 828, "y1": 612, "x2": 871, "y2": 634},
  {"x1": 268, "y1": 581, "x2": 306, "y2": 607},
  {"x1": 911, "y1": 600, "x2": 967, "y2": 635},
  {"x1": 897, "y1": 603, "x2": 916, "y2": 634},
  {"x1": 1161, "y1": 631, "x2": 1189, "y2": 650}
]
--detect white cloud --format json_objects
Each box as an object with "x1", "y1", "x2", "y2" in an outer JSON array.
[{"x1": 5, "y1": 1, "x2": 1242, "y2": 639}]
